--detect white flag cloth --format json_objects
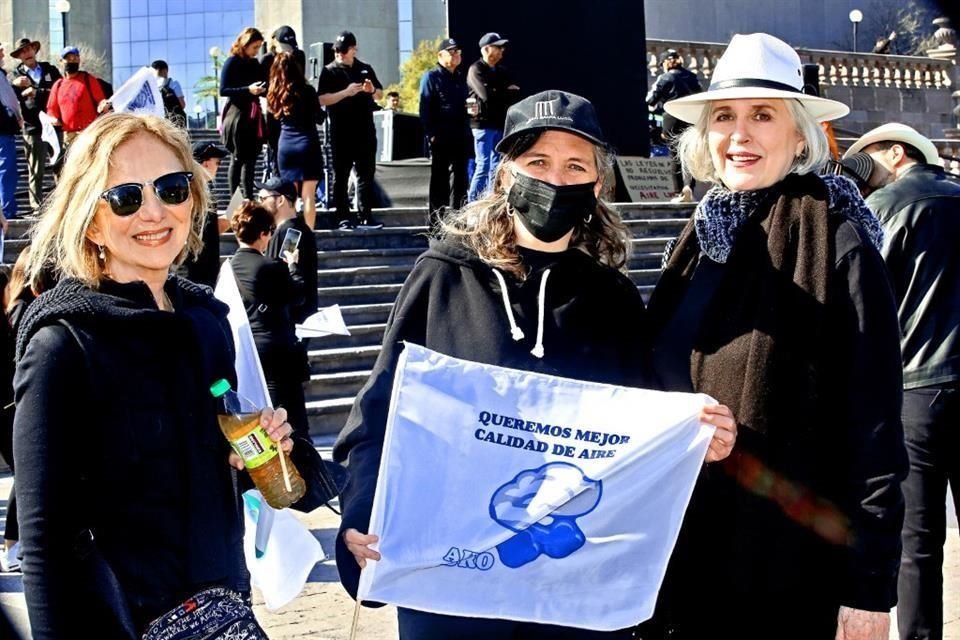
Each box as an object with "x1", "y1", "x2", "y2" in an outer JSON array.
[
  {"x1": 38, "y1": 111, "x2": 61, "y2": 166},
  {"x1": 242, "y1": 490, "x2": 326, "y2": 611},
  {"x1": 358, "y1": 343, "x2": 715, "y2": 631},
  {"x1": 294, "y1": 304, "x2": 351, "y2": 339},
  {"x1": 109, "y1": 66, "x2": 165, "y2": 117},
  {"x1": 213, "y1": 260, "x2": 271, "y2": 410}
]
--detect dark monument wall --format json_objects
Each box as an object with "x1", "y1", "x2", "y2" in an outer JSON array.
[{"x1": 447, "y1": 0, "x2": 649, "y2": 156}]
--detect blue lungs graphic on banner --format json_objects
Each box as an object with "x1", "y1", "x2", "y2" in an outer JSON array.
[{"x1": 490, "y1": 462, "x2": 601, "y2": 568}]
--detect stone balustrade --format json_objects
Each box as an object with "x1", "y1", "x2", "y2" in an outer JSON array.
[{"x1": 646, "y1": 38, "x2": 959, "y2": 139}]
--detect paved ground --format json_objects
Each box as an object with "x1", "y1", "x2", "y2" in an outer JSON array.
[{"x1": 0, "y1": 467, "x2": 956, "y2": 639}]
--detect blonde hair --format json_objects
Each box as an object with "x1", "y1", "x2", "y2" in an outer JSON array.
[
  {"x1": 26, "y1": 113, "x2": 210, "y2": 290},
  {"x1": 440, "y1": 131, "x2": 630, "y2": 280},
  {"x1": 676, "y1": 98, "x2": 830, "y2": 185}
]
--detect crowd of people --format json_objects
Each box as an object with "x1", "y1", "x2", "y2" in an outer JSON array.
[{"x1": 0, "y1": 19, "x2": 952, "y2": 640}]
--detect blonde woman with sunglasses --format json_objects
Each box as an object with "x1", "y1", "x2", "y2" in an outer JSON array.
[{"x1": 12, "y1": 113, "x2": 292, "y2": 637}]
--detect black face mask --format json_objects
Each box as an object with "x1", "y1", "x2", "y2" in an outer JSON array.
[
  {"x1": 507, "y1": 171, "x2": 597, "y2": 243},
  {"x1": 64, "y1": 62, "x2": 80, "y2": 74}
]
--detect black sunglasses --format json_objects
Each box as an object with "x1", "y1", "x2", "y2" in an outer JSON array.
[{"x1": 99, "y1": 171, "x2": 193, "y2": 216}]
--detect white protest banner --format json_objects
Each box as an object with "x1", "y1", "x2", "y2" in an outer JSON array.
[
  {"x1": 617, "y1": 156, "x2": 677, "y2": 201},
  {"x1": 358, "y1": 343, "x2": 714, "y2": 631},
  {"x1": 295, "y1": 304, "x2": 351, "y2": 339},
  {"x1": 38, "y1": 111, "x2": 61, "y2": 166},
  {"x1": 214, "y1": 259, "x2": 271, "y2": 409},
  {"x1": 109, "y1": 66, "x2": 165, "y2": 117}
]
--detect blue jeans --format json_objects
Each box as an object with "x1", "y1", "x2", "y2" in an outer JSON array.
[
  {"x1": 0, "y1": 134, "x2": 18, "y2": 219},
  {"x1": 468, "y1": 128, "x2": 502, "y2": 202}
]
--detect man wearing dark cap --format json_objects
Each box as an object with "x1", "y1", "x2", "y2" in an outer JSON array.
[
  {"x1": 10, "y1": 38, "x2": 60, "y2": 214},
  {"x1": 645, "y1": 49, "x2": 701, "y2": 202},
  {"x1": 180, "y1": 141, "x2": 230, "y2": 287},
  {"x1": 46, "y1": 46, "x2": 110, "y2": 148},
  {"x1": 467, "y1": 32, "x2": 519, "y2": 202},
  {"x1": 317, "y1": 30, "x2": 383, "y2": 230},
  {"x1": 419, "y1": 38, "x2": 471, "y2": 223},
  {"x1": 258, "y1": 176, "x2": 318, "y2": 323},
  {"x1": 261, "y1": 26, "x2": 307, "y2": 182}
]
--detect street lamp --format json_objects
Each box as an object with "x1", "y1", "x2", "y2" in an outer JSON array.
[
  {"x1": 209, "y1": 46, "x2": 222, "y2": 116},
  {"x1": 56, "y1": 0, "x2": 71, "y2": 48},
  {"x1": 849, "y1": 9, "x2": 863, "y2": 53}
]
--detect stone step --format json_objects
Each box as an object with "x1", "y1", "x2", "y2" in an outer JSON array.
[
  {"x1": 339, "y1": 302, "x2": 394, "y2": 326},
  {"x1": 306, "y1": 397, "x2": 354, "y2": 436},
  {"x1": 627, "y1": 268, "x2": 662, "y2": 287},
  {"x1": 308, "y1": 344, "x2": 381, "y2": 374},
  {"x1": 317, "y1": 283, "x2": 402, "y2": 307},
  {"x1": 615, "y1": 202, "x2": 696, "y2": 220},
  {"x1": 315, "y1": 322, "x2": 386, "y2": 349},
  {"x1": 317, "y1": 264, "x2": 412, "y2": 288},
  {"x1": 316, "y1": 247, "x2": 422, "y2": 269},
  {"x1": 3, "y1": 238, "x2": 28, "y2": 264},
  {"x1": 306, "y1": 370, "x2": 371, "y2": 402},
  {"x1": 623, "y1": 218, "x2": 690, "y2": 237},
  {"x1": 313, "y1": 227, "x2": 430, "y2": 251}
]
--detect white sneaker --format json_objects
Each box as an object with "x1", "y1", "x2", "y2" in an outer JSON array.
[{"x1": 0, "y1": 542, "x2": 20, "y2": 572}]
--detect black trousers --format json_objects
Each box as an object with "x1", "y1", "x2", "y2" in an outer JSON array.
[
  {"x1": 898, "y1": 384, "x2": 960, "y2": 640},
  {"x1": 332, "y1": 131, "x2": 376, "y2": 224},
  {"x1": 397, "y1": 608, "x2": 632, "y2": 640},
  {"x1": 428, "y1": 134, "x2": 469, "y2": 221},
  {"x1": 229, "y1": 149, "x2": 260, "y2": 200}
]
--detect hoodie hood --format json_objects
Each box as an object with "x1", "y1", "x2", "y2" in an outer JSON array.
[{"x1": 16, "y1": 275, "x2": 226, "y2": 361}]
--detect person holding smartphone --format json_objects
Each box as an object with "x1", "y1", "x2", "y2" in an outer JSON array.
[
  {"x1": 220, "y1": 27, "x2": 267, "y2": 199},
  {"x1": 258, "y1": 176, "x2": 318, "y2": 324}
]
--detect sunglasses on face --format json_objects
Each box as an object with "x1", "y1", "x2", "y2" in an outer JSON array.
[{"x1": 99, "y1": 171, "x2": 193, "y2": 216}]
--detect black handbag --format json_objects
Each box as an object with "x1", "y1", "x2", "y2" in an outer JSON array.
[{"x1": 141, "y1": 587, "x2": 268, "y2": 640}]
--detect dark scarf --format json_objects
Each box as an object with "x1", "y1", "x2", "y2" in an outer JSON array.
[
  {"x1": 669, "y1": 173, "x2": 883, "y2": 266},
  {"x1": 650, "y1": 172, "x2": 860, "y2": 436}
]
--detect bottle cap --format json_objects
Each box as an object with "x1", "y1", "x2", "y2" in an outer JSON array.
[{"x1": 210, "y1": 378, "x2": 232, "y2": 398}]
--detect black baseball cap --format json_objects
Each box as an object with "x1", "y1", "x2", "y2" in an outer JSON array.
[
  {"x1": 192, "y1": 140, "x2": 229, "y2": 162},
  {"x1": 334, "y1": 31, "x2": 357, "y2": 53},
  {"x1": 438, "y1": 38, "x2": 460, "y2": 52},
  {"x1": 478, "y1": 32, "x2": 509, "y2": 48},
  {"x1": 659, "y1": 49, "x2": 681, "y2": 63},
  {"x1": 497, "y1": 90, "x2": 607, "y2": 153},
  {"x1": 255, "y1": 176, "x2": 298, "y2": 204},
  {"x1": 273, "y1": 26, "x2": 298, "y2": 48}
]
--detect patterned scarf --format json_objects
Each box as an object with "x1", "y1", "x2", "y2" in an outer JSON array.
[{"x1": 685, "y1": 174, "x2": 883, "y2": 265}]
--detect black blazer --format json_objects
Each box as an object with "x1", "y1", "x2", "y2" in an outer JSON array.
[{"x1": 230, "y1": 247, "x2": 304, "y2": 356}]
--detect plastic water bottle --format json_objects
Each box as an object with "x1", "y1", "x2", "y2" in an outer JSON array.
[{"x1": 210, "y1": 379, "x2": 305, "y2": 509}]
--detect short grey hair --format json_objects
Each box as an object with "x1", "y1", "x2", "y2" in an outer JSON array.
[{"x1": 675, "y1": 98, "x2": 830, "y2": 186}]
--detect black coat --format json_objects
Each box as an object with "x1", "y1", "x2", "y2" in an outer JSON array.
[
  {"x1": 866, "y1": 163, "x2": 960, "y2": 389},
  {"x1": 230, "y1": 247, "x2": 304, "y2": 361},
  {"x1": 12, "y1": 61, "x2": 61, "y2": 134},
  {"x1": 333, "y1": 239, "x2": 648, "y2": 598},
  {"x1": 13, "y1": 277, "x2": 245, "y2": 638},
  {"x1": 266, "y1": 215, "x2": 318, "y2": 324},
  {"x1": 645, "y1": 177, "x2": 907, "y2": 638}
]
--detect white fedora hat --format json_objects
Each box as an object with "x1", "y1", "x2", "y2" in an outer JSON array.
[
  {"x1": 664, "y1": 33, "x2": 850, "y2": 124},
  {"x1": 842, "y1": 122, "x2": 940, "y2": 165}
]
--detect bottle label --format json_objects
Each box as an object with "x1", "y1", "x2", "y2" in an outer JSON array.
[{"x1": 228, "y1": 425, "x2": 278, "y2": 469}]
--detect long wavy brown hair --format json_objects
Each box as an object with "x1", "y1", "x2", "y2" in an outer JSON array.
[
  {"x1": 440, "y1": 131, "x2": 630, "y2": 280},
  {"x1": 229, "y1": 27, "x2": 264, "y2": 57},
  {"x1": 267, "y1": 52, "x2": 304, "y2": 118}
]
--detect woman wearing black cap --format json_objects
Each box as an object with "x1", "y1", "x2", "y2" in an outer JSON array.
[{"x1": 333, "y1": 90, "x2": 737, "y2": 638}]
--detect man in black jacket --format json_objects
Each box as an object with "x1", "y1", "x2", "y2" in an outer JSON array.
[
  {"x1": 845, "y1": 122, "x2": 960, "y2": 640},
  {"x1": 466, "y1": 32, "x2": 519, "y2": 202},
  {"x1": 419, "y1": 38, "x2": 471, "y2": 225},
  {"x1": 10, "y1": 38, "x2": 59, "y2": 215},
  {"x1": 646, "y1": 50, "x2": 701, "y2": 202}
]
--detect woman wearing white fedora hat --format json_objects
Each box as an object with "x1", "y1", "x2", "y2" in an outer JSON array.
[{"x1": 641, "y1": 33, "x2": 908, "y2": 640}]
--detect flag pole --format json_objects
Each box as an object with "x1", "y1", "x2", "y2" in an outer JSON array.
[{"x1": 349, "y1": 598, "x2": 362, "y2": 640}]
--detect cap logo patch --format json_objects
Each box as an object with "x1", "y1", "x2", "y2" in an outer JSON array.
[{"x1": 534, "y1": 100, "x2": 556, "y2": 119}]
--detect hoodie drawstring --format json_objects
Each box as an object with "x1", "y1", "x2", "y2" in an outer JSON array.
[
  {"x1": 530, "y1": 268, "x2": 551, "y2": 359},
  {"x1": 492, "y1": 267, "x2": 551, "y2": 359}
]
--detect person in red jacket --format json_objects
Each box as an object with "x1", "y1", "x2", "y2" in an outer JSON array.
[{"x1": 45, "y1": 46, "x2": 110, "y2": 148}]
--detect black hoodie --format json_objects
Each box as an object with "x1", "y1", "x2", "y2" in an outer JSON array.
[
  {"x1": 333, "y1": 238, "x2": 648, "y2": 598},
  {"x1": 14, "y1": 276, "x2": 247, "y2": 637}
]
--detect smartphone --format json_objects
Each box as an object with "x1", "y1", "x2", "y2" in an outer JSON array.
[{"x1": 280, "y1": 228, "x2": 302, "y2": 256}]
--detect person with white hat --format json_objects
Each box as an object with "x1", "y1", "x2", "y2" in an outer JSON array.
[
  {"x1": 643, "y1": 32, "x2": 907, "y2": 640},
  {"x1": 845, "y1": 123, "x2": 960, "y2": 640}
]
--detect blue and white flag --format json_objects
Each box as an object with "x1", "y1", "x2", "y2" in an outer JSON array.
[
  {"x1": 358, "y1": 343, "x2": 715, "y2": 631},
  {"x1": 109, "y1": 66, "x2": 165, "y2": 117}
]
